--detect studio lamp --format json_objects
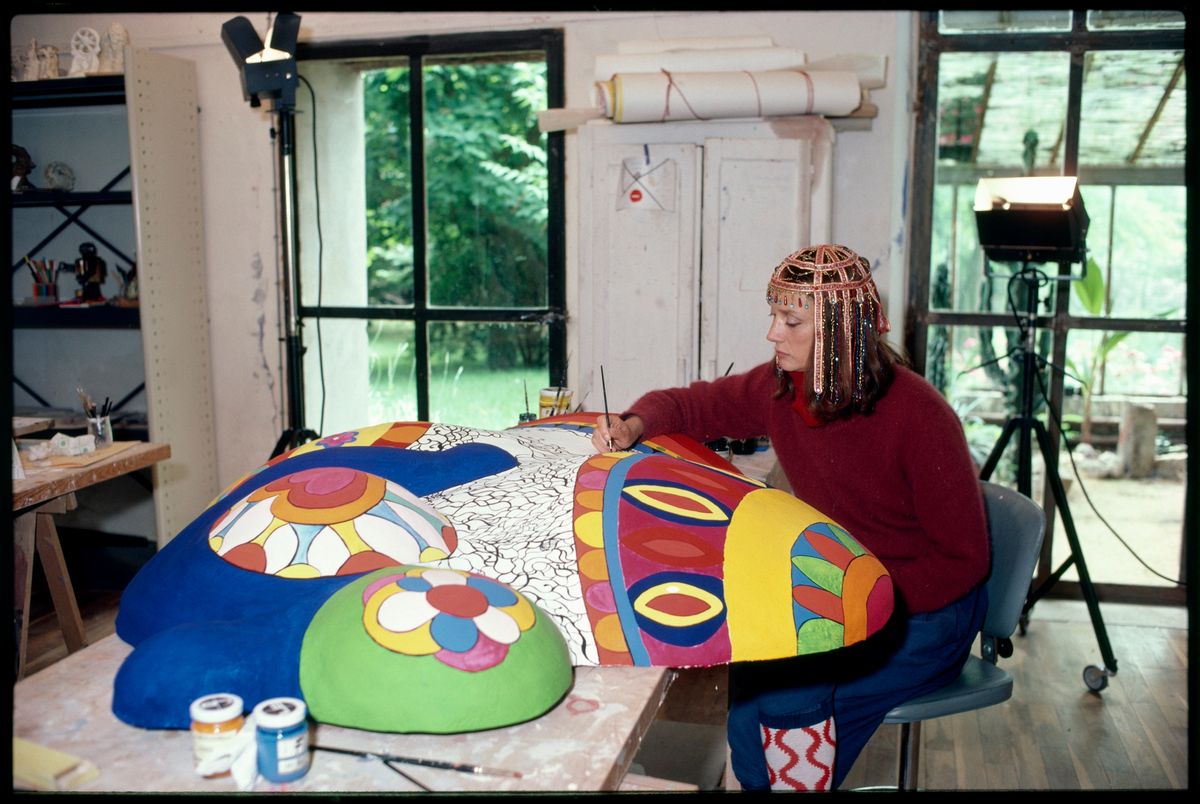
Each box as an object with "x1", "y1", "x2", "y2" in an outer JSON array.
[
  {"x1": 973, "y1": 175, "x2": 1089, "y2": 265},
  {"x1": 971, "y1": 172, "x2": 1116, "y2": 693},
  {"x1": 222, "y1": 12, "x2": 317, "y2": 456},
  {"x1": 222, "y1": 12, "x2": 301, "y2": 110}
]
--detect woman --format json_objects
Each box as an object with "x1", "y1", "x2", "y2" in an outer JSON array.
[{"x1": 593, "y1": 244, "x2": 990, "y2": 790}]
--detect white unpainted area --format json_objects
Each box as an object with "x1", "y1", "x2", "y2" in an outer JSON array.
[{"x1": 10, "y1": 12, "x2": 916, "y2": 490}]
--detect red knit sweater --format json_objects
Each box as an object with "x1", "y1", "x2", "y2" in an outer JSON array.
[{"x1": 626, "y1": 362, "x2": 990, "y2": 614}]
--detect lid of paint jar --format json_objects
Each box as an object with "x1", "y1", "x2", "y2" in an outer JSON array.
[
  {"x1": 253, "y1": 697, "x2": 308, "y2": 730},
  {"x1": 190, "y1": 693, "x2": 244, "y2": 724}
]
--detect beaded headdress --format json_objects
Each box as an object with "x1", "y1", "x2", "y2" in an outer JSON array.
[{"x1": 766, "y1": 244, "x2": 890, "y2": 403}]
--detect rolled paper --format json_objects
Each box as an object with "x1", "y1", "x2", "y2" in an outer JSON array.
[
  {"x1": 617, "y1": 36, "x2": 776, "y2": 55},
  {"x1": 806, "y1": 53, "x2": 889, "y2": 90},
  {"x1": 594, "y1": 47, "x2": 808, "y2": 82},
  {"x1": 595, "y1": 69, "x2": 863, "y2": 124}
]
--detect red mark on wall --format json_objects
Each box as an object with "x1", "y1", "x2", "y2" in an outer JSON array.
[{"x1": 566, "y1": 696, "x2": 601, "y2": 715}]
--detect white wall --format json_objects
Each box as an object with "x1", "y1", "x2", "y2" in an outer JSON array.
[{"x1": 10, "y1": 11, "x2": 915, "y2": 489}]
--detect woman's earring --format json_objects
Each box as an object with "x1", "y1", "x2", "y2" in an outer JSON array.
[{"x1": 775, "y1": 356, "x2": 783, "y2": 378}]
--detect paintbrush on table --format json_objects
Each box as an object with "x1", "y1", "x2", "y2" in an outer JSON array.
[{"x1": 312, "y1": 744, "x2": 523, "y2": 779}]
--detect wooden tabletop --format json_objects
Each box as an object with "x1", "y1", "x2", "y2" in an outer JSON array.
[
  {"x1": 13, "y1": 635, "x2": 674, "y2": 793},
  {"x1": 12, "y1": 441, "x2": 171, "y2": 513}
]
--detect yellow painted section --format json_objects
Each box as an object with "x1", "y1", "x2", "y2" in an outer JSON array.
[
  {"x1": 363, "y1": 594, "x2": 439, "y2": 655},
  {"x1": 724, "y1": 488, "x2": 825, "y2": 661},
  {"x1": 573, "y1": 511, "x2": 605, "y2": 549},
  {"x1": 632, "y1": 581, "x2": 724, "y2": 627},
  {"x1": 276, "y1": 562, "x2": 321, "y2": 579}
]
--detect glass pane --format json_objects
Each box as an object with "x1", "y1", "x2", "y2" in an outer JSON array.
[
  {"x1": 300, "y1": 318, "x2": 416, "y2": 436},
  {"x1": 1079, "y1": 51, "x2": 1185, "y2": 169},
  {"x1": 365, "y1": 65, "x2": 414, "y2": 306},
  {"x1": 428, "y1": 321, "x2": 549, "y2": 430},
  {"x1": 1087, "y1": 10, "x2": 1185, "y2": 30},
  {"x1": 367, "y1": 320, "x2": 418, "y2": 423},
  {"x1": 1075, "y1": 185, "x2": 1185, "y2": 319},
  {"x1": 939, "y1": 10, "x2": 1072, "y2": 34},
  {"x1": 296, "y1": 59, "x2": 413, "y2": 308},
  {"x1": 423, "y1": 57, "x2": 548, "y2": 308},
  {"x1": 925, "y1": 324, "x2": 1056, "y2": 476},
  {"x1": 1054, "y1": 331, "x2": 1186, "y2": 587}
]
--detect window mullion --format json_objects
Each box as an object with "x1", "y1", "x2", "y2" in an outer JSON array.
[{"x1": 409, "y1": 53, "x2": 430, "y2": 421}]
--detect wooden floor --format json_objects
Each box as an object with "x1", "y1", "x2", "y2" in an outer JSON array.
[
  {"x1": 23, "y1": 584, "x2": 1188, "y2": 791},
  {"x1": 654, "y1": 598, "x2": 1189, "y2": 791}
]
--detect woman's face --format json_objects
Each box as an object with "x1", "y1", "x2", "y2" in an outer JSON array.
[{"x1": 766, "y1": 298, "x2": 815, "y2": 373}]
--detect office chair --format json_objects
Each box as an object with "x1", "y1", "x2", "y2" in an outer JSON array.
[{"x1": 880, "y1": 480, "x2": 1045, "y2": 790}]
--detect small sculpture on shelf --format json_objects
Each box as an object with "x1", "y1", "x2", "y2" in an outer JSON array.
[
  {"x1": 19, "y1": 39, "x2": 41, "y2": 81},
  {"x1": 68, "y1": 28, "x2": 100, "y2": 77},
  {"x1": 43, "y1": 161, "x2": 76, "y2": 192},
  {"x1": 115, "y1": 261, "x2": 139, "y2": 305},
  {"x1": 37, "y1": 44, "x2": 60, "y2": 80},
  {"x1": 12, "y1": 144, "x2": 37, "y2": 193},
  {"x1": 97, "y1": 23, "x2": 130, "y2": 74},
  {"x1": 74, "y1": 241, "x2": 107, "y2": 302}
]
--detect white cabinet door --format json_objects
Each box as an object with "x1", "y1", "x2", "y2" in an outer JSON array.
[
  {"x1": 577, "y1": 118, "x2": 833, "y2": 412},
  {"x1": 579, "y1": 140, "x2": 702, "y2": 412},
  {"x1": 699, "y1": 136, "x2": 814, "y2": 382}
]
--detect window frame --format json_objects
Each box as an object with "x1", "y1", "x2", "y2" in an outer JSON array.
[
  {"x1": 294, "y1": 28, "x2": 566, "y2": 422},
  {"x1": 905, "y1": 11, "x2": 1187, "y2": 605}
]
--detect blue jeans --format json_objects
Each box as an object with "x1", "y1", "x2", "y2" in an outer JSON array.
[{"x1": 727, "y1": 584, "x2": 988, "y2": 790}]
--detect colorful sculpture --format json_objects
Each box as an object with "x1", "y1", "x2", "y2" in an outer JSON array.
[{"x1": 113, "y1": 418, "x2": 894, "y2": 733}]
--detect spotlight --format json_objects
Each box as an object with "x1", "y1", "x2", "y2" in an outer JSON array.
[
  {"x1": 221, "y1": 12, "x2": 301, "y2": 110},
  {"x1": 973, "y1": 176, "x2": 1089, "y2": 264}
]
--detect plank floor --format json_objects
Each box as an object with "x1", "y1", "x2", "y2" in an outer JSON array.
[
  {"x1": 655, "y1": 599, "x2": 1188, "y2": 791},
  {"x1": 23, "y1": 579, "x2": 1188, "y2": 792}
]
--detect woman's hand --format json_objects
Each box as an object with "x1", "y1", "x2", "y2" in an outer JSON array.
[{"x1": 592, "y1": 414, "x2": 644, "y2": 453}]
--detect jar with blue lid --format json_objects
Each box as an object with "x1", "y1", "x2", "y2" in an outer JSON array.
[{"x1": 253, "y1": 697, "x2": 311, "y2": 783}]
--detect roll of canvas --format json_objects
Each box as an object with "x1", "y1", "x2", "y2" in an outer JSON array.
[
  {"x1": 594, "y1": 47, "x2": 807, "y2": 82},
  {"x1": 616, "y1": 36, "x2": 776, "y2": 55},
  {"x1": 595, "y1": 69, "x2": 862, "y2": 124}
]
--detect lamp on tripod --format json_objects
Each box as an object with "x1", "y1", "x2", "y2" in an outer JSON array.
[
  {"x1": 222, "y1": 12, "x2": 319, "y2": 457},
  {"x1": 973, "y1": 175, "x2": 1117, "y2": 692}
]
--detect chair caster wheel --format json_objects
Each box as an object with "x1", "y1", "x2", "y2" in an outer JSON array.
[{"x1": 1083, "y1": 664, "x2": 1111, "y2": 692}]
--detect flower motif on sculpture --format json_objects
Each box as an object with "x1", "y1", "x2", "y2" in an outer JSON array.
[{"x1": 362, "y1": 567, "x2": 536, "y2": 671}]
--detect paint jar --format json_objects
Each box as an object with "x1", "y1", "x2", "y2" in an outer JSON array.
[
  {"x1": 253, "y1": 697, "x2": 311, "y2": 784},
  {"x1": 190, "y1": 693, "x2": 245, "y2": 778}
]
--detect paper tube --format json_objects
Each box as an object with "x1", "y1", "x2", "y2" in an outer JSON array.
[
  {"x1": 616, "y1": 36, "x2": 776, "y2": 55},
  {"x1": 594, "y1": 70, "x2": 862, "y2": 124},
  {"x1": 594, "y1": 47, "x2": 807, "y2": 82}
]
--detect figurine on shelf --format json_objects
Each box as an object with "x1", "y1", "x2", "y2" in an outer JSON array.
[
  {"x1": 68, "y1": 28, "x2": 100, "y2": 77},
  {"x1": 12, "y1": 144, "x2": 36, "y2": 193},
  {"x1": 43, "y1": 161, "x2": 76, "y2": 192},
  {"x1": 115, "y1": 261, "x2": 138, "y2": 305},
  {"x1": 37, "y1": 44, "x2": 60, "y2": 80},
  {"x1": 97, "y1": 23, "x2": 130, "y2": 74},
  {"x1": 74, "y1": 241, "x2": 107, "y2": 302},
  {"x1": 20, "y1": 39, "x2": 41, "y2": 81}
]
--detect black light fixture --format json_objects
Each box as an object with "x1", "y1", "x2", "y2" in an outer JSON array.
[
  {"x1": 221, "y1": 12, "x2": 302, "y2": 110},
  {"x1": 973, "y1": 176, "x2": 1089, "y2": 265}
]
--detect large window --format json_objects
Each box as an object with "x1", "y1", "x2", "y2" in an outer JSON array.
[
  {"x1": 907, "y1": 11, "x2": 1187, "y2": 603},
  {"x1": 293, "y1": 30, "x2": 564, "y2": 436}
]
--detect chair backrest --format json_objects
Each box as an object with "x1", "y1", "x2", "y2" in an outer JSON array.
[{"x1": 979, "y1": 481, "x2": 1046, "y2": 641}]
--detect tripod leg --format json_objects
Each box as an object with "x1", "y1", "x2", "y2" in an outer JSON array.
[
  {"x1": 978, "y1": 417, "x2": 1020, "y2": 482},
  {"x1": 1032, "y1": 420, "x2": 1118, "y2": 689}
]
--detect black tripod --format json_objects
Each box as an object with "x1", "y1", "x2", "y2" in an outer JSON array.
[
  {"x1": 976, "y1": 262, "x2": 1117, "y2": 692},
  {"x1": 267, "y1": 105, "x2": 319, "y2": 458}
]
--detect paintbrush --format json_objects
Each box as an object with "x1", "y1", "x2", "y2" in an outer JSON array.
[
  {"x1": 312, "y1": 744, "x2": 523, "y2": 779},
  {"x1": 600, "y1": 364, "x2": 613, "y2": 451}
]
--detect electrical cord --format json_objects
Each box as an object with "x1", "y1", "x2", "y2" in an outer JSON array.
[
  {"x1": 298, "y1": 74, "x2": 327, "y2": 438},
  {"x1": 1003, "y1": 268, "x2": 1185, "y2": 586}
]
